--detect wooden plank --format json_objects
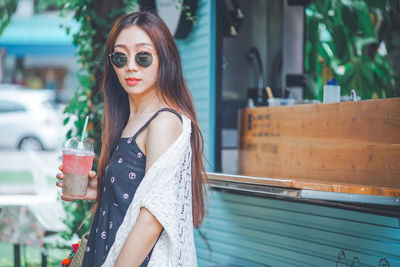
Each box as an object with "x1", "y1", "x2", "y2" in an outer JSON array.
[
  {"x1": 208, "y1": 172, "x2": 294, "y2": 187},
  {"x1": 239, "y1": 98, "x2": 400, "y2": 143},
  {"x1": 239, "y1": 139, "x2": 400, "y2": 187},
  {"x1": 207, "y1": 173, "x2": 400, "y2": 197},
  {"x1": 238, "y1": 98, "x2": 400, "y2": 189}
]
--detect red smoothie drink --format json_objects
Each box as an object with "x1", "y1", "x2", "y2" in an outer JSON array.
[{"x1": 62, "y1": 137, "x2": 94, "y2": 199}]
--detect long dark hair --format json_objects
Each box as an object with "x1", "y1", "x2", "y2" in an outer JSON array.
[{"x1": 97, "y1": 11, "x2": 208, "y2": 228}]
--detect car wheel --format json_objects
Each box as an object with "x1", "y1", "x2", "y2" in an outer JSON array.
[{"x1": 18, "y1": 136, "x2": 44, "y2": 151}]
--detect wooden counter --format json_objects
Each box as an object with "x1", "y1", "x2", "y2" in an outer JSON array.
[
  {"x1": 237, "y1": 98, "x2": 400, "y2": 190},
  {"x1": 202, "y1": 173, "x2": 400, "y2": 266},
  {"x1": 206, "y1": 99, "x2": 400, "y2": 267},
  {"x1": 207, "y1": 172, "x2": 400, "y2": 198}
]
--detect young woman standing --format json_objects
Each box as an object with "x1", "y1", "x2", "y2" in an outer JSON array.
[{"x1": 57, "y1": 11, "x2": 207, "y2": 266}]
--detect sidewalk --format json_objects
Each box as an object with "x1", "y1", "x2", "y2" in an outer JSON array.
[
  {"x1": 0, "y1": 150, "x2": 61, "y2": 195},
  {"x1": 0, "y1": 150, "x2": 69, "y2": 266},
  {"x1": 0, "y1": 150, "x2": 61, "y2": 171}
]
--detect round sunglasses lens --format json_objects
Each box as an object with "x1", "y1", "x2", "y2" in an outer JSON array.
[
  {"x1": 135, "y1": 52, "x2": 153, "y2": 68},
  {"x1": 111, "y1": 53, "x2": 127, "y2": 68}
]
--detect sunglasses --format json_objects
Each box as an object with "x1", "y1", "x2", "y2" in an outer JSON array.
[{"x1": 109, "y1": 51, "x2": 154, "y2": 68}]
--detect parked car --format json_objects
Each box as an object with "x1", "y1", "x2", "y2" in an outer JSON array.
[
  {"x1": 0, "y1": 88, "x2": 64, "y2": 150},
  {"x1": 0, "y1": 83, "x2": 25, "y2": 90}
]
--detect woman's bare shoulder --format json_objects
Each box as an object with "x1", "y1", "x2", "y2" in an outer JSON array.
[
  {"x1": 148, "y1": 111, "x2": 183, "y2": 136},
  {"x1": 145, "y1": 111, "x2": 183, "y2": 170}
]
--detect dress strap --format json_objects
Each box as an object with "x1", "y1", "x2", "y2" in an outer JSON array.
[{"x1": 133, "y1": 108, "x2": 183, "y2": 139}]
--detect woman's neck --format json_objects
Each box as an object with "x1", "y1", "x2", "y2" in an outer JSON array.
[{"x1": 128, "y1": 88, "x2": 166, "y2": 119}]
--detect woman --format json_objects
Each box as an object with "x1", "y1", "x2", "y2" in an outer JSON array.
[{"x1": 56, "y1": 11, "x2": 207, "y2": 266}]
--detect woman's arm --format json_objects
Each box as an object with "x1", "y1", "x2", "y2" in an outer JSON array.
[
  {"x1": 114, "y1": 207, "x2": 163, "y2": 266},
  {"x1": 114, "y1": 111, "x2": 183, "y2": 266}
]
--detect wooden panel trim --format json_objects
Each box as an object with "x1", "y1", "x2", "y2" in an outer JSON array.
[
  {"x1": 207, "y1": 172, "x2": 400, "y2": 197},
  {"x1": 239, "y1": 98, "x2": 400, "y2": 144},
  {"x1": 237, "y1": 98, "x2": 400, "y2": 188}
]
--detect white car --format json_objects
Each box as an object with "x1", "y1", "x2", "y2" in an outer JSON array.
[{"x1": 0, "y1": 88, "x2": 64, "y2": 150}]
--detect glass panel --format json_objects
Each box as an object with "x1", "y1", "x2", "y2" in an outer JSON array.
[{"x1": 0, "y1": 100, "x2": 26, "y2": 113}]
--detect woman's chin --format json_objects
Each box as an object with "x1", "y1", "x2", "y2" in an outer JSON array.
[{"x1": 123, "y1": 85, "x2": 149, "y2": 96}]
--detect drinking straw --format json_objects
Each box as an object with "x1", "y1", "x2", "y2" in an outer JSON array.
[
  {"x1": 78, "y1": 116, "x2": 89, "y2": 149},
  {"x1": 81, "y1": 116, "x2": 89, "y2": 142}
]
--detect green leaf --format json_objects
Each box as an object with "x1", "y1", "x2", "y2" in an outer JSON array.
[
  {"x1": 320, "y1": 42, "x2": 334, "y2": 59},
  {"x1": 359, "y1": 58, "x2": 374, "y2": 85},
  {"x1": 363, "y1": 0, "x2": 386, "y2": 9},
  {"x1": 354, "y1": 0, "x2": 376, "y2": 38},
  {"x1": 353, "y1": 36, "x2": 378, "y2": 56},
  {"x1": 0, "y1": 0, "x2": 18, "y2": 36},
  {"x1": 63, "y1": 116, "x2": 70, "y2": 125},
  {"x1": 331, "y1": 25, "x2": 350, "y2": 60},
  {"x1": 341, "y1": 3, "x2": 358, "y2": 34}
]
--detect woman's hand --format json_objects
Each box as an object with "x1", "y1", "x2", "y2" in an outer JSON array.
[{"x1": 56, "y1": 164, "x2": 98, "y2": 201}]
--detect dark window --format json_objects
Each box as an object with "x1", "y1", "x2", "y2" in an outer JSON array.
[{"x1": 0, "y1": 100, "x2": 26, "y2": 113}]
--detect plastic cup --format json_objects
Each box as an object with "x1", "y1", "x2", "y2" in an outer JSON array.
[{"x1": 62, "y1": 137, "x2": 94, "y2": 199}]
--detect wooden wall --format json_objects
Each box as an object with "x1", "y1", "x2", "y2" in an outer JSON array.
[
  {"x1": 176, "y1": 0, "x2": 216, "y2": 171},
  {"x1": 195, "y1": 190, "x2": 400, "y2": 267},
  {"x1": 238, "y1": 99, "x2": 400, "y2": 188}
]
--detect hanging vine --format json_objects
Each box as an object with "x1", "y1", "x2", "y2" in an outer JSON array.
[
  {"x1": 37, "y1": 0, "x2": 197, "y2": 240},
  {"x1": 0, "y1": 0, "x2": 18, "y2": 36},
  {"x1": 1, "y1": 0, "x2": 198, "y2": 240},
  {"x1": 35, "y1": 0, "x2": 138, "y2": 239}
]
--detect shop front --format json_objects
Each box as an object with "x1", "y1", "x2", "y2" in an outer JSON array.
[
  {"x1": 0, "y1": 11, "x2": 79, "y2": 103},
  {"x1": 167, "y1": 1, "x2": 400, "y2": 266}
]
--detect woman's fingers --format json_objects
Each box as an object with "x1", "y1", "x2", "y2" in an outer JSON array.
[
  {"x1": 60, "y1": 195, "x2": 74, "y2": 202},
  {"x1": 56, "y1": 172, "x2": 64, "y2": 180},
  {"x1": 57, "y1": 169, "x2": 98, "y2": 201},
  {"x1": 57, "y1": 164, "x2": 71, "y2": 201},
  {"x1": 56, "y1": 165, "x2": 64, "y2": 185},
  {"x1": 88, "y1": 171, "x2": 97, "y2": 179},
  {"x1": 88, "y1": 171, "x2": 98, "y2": 190}
]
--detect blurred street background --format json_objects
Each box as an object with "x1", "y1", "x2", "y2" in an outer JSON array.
[
  {"x1": 0, "y1": 0, "x2": 75, "y2": 265},
  {"x1": 1, "y1": 0, "x2": 399, "y2": 266}
]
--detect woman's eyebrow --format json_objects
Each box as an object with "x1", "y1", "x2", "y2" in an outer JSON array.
[
  {"x1": 114, "y1": 43, "x2": 153, "y2": 49},
  {"x1": 136, "y1": 42, "x2": 153, "y2": 48},
  {"x1": 114, "y1": 44, "x2": 127, "y2": 49}
]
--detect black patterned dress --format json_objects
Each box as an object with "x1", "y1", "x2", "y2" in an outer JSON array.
[{"x1": 82, "y1": 108, "x2": 182, "y2": 267}]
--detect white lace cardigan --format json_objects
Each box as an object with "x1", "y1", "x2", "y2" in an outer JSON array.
[{"x1": 102, "y1": 114, "x2": 198, "y2": 267}]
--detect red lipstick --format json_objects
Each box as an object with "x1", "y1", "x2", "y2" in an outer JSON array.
[{"x1": 125, "y1": 77, "x2": 141, "y2": 86}]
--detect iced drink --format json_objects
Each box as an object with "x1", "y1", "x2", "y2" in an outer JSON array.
[{"x1": 62, "y1": 137, "x2": 94, "y2": 199}]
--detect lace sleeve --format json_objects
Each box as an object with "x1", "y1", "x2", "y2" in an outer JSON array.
[{"x1": 142, "y1": 145, "x2": 196, "y2": 267}]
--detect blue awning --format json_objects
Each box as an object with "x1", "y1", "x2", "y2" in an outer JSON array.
[{"x1": 0, "y1": 13, "x2": 79, "y2": 56}]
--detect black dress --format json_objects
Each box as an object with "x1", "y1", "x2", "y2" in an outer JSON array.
[{"x1": 82, "y1": 108, "x2": 182, "y2": 267}]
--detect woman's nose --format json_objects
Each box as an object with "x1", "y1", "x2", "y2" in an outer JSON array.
[{"x1": 126, "y1": 55, "x2": 139, "y2": 71}]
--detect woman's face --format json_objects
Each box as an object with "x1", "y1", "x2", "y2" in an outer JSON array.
[{"x1": 112, "y1": 25, "x2": 159, "y2": 96}]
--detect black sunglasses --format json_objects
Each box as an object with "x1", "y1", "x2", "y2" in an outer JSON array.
[{"x1": 109, "y1": 51, "x2": 154, "y2": 68}]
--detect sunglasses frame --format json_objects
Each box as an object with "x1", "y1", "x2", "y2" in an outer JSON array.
[{"x1": 108, "y1": 51, "x2": 155, "y2": 69}]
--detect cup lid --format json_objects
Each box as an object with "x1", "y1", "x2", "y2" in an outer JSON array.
[{"x1": 63, "y1": 137, "x2": 94, "y2": 152}]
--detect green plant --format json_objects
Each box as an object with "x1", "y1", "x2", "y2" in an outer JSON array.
[
  {"x1": 1, "y1": 0, "x2": 199, "y2": 242},
  {"x1": 36, "y1": 0, "x2": 136, "y2": 239},
  {"x1": 177, "y1": 0, "x2": 197, "y2": 25},
  {"x1": 0, "y1": 0, "x2": 100, "y2": 240},
  {"x1": 305, "y1": 0, "x2": 400, "y2": 100},
  {"x1": 38, "y1": 0, "x2": 198, "y2": 240},
  {"x1": 0, "y1": 0, "x2": 18, "y2": 35}
]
